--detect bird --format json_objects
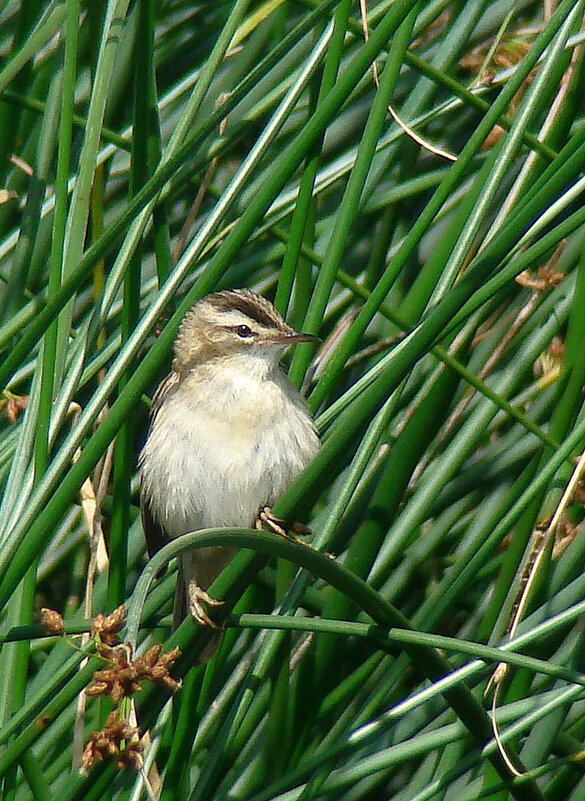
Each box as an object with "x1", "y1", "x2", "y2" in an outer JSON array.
[{"x1": 139, "y1": 288, "x2": 320, "y2": 631}]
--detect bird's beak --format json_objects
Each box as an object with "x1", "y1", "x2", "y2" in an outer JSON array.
[
  {"x1": 270, "y1": 330, "x2": 320, "y2": 345},
  {"x1": 289, "y1": 330, "x2": 320, "y2": 343}
]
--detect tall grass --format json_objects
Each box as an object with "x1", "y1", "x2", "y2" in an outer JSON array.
[{"x1": 1, "y1": 1, "x2": 585, "y2": 799}]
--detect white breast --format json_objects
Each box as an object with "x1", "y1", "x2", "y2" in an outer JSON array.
[{"x1": 139, "y1": 361, "x2": 319, "y2": 537}]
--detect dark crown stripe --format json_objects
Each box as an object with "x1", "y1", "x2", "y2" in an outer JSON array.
[{"x1": 208, "y1": 290, "x2": 285, "y2": 330}]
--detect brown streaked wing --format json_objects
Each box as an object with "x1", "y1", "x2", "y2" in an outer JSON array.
[
  {"x1": 149, "y1": 370, "x2": 181, "y2": 424},
  {"x1": 141, "y1": 370, "x2": 181, "y2": 559},
  {"x1": 141, "y1": 496, "x2": 168, "y2": 559}
]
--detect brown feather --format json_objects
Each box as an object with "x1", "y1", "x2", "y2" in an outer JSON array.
[
  {"x1": 206, "y1": 289, "x2": 287, "y2": 330},
  {"x1": 141, "y1": 496, "x2": 168, "y2": 559},
  {"x1": 150, "y1": 370, "x2": 181, "y2": 423},
  {"x1": 140, "y1": 370, "x2": 181, "y2": 558}
]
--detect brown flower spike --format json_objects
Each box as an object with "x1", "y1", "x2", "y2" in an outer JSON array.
[
  {"x1": 86, "y1": 642, "x2": 181, "y2": 703},
  {"x1": 81, "y1": 710, "x2": 143, "y2": 774},
  {"x1": 40, "y1": 608, "x2": 65, "y2": 636},
  {"x1": 91, "y1": 604, "x2": 127, "y2": 645}
]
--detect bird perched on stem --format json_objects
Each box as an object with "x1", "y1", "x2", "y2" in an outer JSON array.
[{"x1": 139, "y1": 289, "x2": 320, "y2": 631}]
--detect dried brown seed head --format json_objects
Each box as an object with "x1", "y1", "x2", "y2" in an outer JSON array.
[
  {"x1": 91, "y1": 605, "x2": 126, "y2": 644},
  {"x1": 40, "y1": 608, "x2": 64, "y2": 636},
  {"x1": 81, "y1": 711, "x2": 141, "y2": 774}
]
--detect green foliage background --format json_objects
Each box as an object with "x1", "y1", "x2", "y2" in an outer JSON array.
[{"x1": 1, "y1": 0, "x2": 585, "y2": 799}]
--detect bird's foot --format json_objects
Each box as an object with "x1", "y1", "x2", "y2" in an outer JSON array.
[
  {"x1": 188, "y1": 584, "x2": 224, "y2": 629},
  {"x1": 255, "y1": 506, "x2": 312, "y2": 542},
  {"x1": 255, "y1": 506, "x2": 286, "y2": 536}
]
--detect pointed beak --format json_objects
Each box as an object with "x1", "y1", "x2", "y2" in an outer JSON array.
[
  {"x1": 287, "y1": 331, "x2": 320, "y2": 344},
  {"x1": 266, "y1": 330, "x2": 320, "y2": 346}
]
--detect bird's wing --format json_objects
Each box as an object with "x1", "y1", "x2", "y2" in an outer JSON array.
[
  {"x1": 140, "y1": 369, "x2": 182, "y2": 558},
  {"x1": 141, "y1": 497, "x2": 168, "y2": 559},
  {"x1": 150, "y1": 369, "x2": 181, "y2": 423}
]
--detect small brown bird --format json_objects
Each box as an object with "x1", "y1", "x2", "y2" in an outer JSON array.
[{"x1": 139, "y1": 289, "x2": 320, "y2": 630}]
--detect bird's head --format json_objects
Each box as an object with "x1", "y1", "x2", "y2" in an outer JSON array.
[{"x1": 173, "y1": 289, "x2": 318, "y2": 370}]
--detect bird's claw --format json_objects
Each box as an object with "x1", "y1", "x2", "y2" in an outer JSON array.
[
  {"x1": 256, "y1": 505, "x2": 287, "y2": 537},
  {"x1": 188, "y1": 585, "x2": 224, "y2": 629},
  {"x1": 255, "y1": 506, "x2": 312, "y2": 543}
]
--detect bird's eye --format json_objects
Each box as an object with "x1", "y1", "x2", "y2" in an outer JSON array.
[{"x1": 235, "y1": 324, "x2": 253, "y2": 338}]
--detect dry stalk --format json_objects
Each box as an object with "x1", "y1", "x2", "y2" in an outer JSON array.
[
  {"x1": 487, "y1": 448, "x2": 585, "y2": 775},
  {"x1": 407, "y1": 242, "x2": 565, "y2": 494},
  {"x1": 70, "y1": 401, "x2": 115, "y2": 767},
  {"x1": 301, "y1": 308, "x2": 357, "y2": 395},
  {"x1": 359, "y1": 0, "x2": 456, "y2": 162},
  {"x1": 172, "y1": 94, "x2": 230, "y2": 265}
]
